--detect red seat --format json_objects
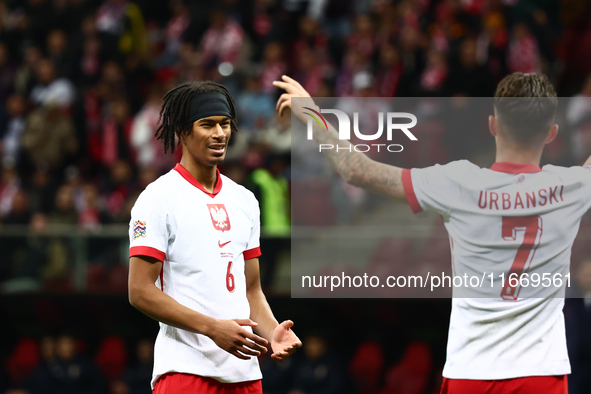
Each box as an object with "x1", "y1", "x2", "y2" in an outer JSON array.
[
  {"x1": 380, "y1": 341, "x2": 433, "y2": 394},
  {"x1": 94, "y1": 335, "x2": 128, "y2": 380},
  {"x1": 349, "y1": 340, "x2": 384, "y2": 394},
  {"x1": 5, "y1": 338, "x2": 40, "y2": 385}
]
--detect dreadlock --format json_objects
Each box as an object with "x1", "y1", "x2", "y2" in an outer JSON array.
[{"x1": 155, "y1": 81, "x2": 238, "y2": 154}]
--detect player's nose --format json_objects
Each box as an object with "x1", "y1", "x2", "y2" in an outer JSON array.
[{"x1": 212, "y1": 123, "x2": 226, "y2": 140}]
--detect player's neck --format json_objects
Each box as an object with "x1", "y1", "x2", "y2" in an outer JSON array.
[
  {"x1": 495, "y1": 140, "x2": 543, "y2": 166},
  {"x1": 179, "y1": 157, "x2": 218, "y2": 193}
]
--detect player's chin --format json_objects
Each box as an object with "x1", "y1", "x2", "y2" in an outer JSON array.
[{"x1": 205, "y1": 152, "x2": 227, "y2": 166}]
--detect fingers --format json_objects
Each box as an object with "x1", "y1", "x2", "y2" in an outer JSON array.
[
  {"x1": 281, "y1": 320, "x2": 294, "y2": 329},
  {"x1": 243, "y1": 330, "x2": 268, "y2": 347},
  {"x1": 235, "y1": 345, "x2": 261, "y2": 357},
  {"x1": 278, "y1": 101, "x2": 291, "y2": 117},
  {"x1": 230, "y1": 349, "x2": 251, "y2": 360},
  {"x1": 273, "y1": 80, "x2": 297, "y2": 94},
  {"x1": 281, "y1": 75, "x2": 304, "y2": 89},
  {"x1": 275, "y1": 93, "x2": 290, "y2": 111},
  {"x1": 233, "y1": 318, "x2": 257, "y2": 327}
]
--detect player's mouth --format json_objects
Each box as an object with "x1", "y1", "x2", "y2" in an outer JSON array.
[{"x1": 208, "y1": 143, "x2": 226, "y2": 155}]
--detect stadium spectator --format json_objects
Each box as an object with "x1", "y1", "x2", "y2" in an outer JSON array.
[
  {"x1": 418, "y1": 48, "x2": 449, "y2": 95},
  {"x1": 236, "y1": 75, "x2": 275, "y2": 133},
  {"x1": 45, "y1": 29, "x2": 73, "y2": 79},
  {"x1": 287, "y1": 333, "x2": 344, "y2": 394},
  {"x1": 0, "y1": 42, "x2": 16, "y2": 104},
  {"x1": 49, "y1": 184, "x2": 77, "y2": 225},
  {"x1": 96, "y1": 0, "x2": 147, "y2": 58},
  {"x1": 99, "y1": 98, "x2": 135, "y2": 168},
  {"x1": 130, "y1": 86, "x2": 166, "y2": 170},
  {"x1": 29, "y1": 59, "x2": 75, "y2": 108},
  {"x1": 507, "y1": 22, "x2": 540, "y2": 74},
  {"x1": 14, "y1": 45, "x2": 43, "y2": 98},
  {"x1": 200, "y1": 9, "x2": 245, "y2": 71},
  {"x1": 244, "y1": 153, "x2": 290, "y2": 287},
  {"x1": 374, "y1": 43, "x2": 403, "y2": 98},
  {"x1": 257, "y1": 110, "x2": 291, "y2": 154},
  {"x1": 3, "y1": 189, "x2": 31, "y2": 225},
  {"x1": 22, "y1": 333, "x2": 106, "y2": 394},
  {"x1": 156, "y1": 0, "x2": 190, "y2": 68},
  {"x1": 21, "y1": 104, "x2": 78, "y2": 173},
  {"x1": 102, "y1": 160, "x2": 134, "y2": 223},
  {"x1": 117, "y1": 339, "x2": 154, "y2": 394},
  {"x1": 1, "y1": 95, "x2": 27, "y2": 168},
  {"x1": 446, "y1": 37, "x2": 496, "y2": 97},
  {"x1": 26, "y1": 168, "x2": 54, "y2": 215},
  {"x1": 260, "y1": 42, "x2": 287, "y2": 95}
]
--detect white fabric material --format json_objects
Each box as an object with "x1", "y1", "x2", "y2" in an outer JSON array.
[
  {"x1": 409, "y1": 160, "x2": 591, "y2": 380},
  {"x1": 129, "y1": 167, "x2": 262, "y2": 388}
]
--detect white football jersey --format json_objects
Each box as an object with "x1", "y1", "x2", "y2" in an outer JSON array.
[
  {"x1": 129, "y1": 163, "x2": 262, "y2": 388},
  {"x1": 403, "y1": 160, "x2": 591, "y2": 380}
]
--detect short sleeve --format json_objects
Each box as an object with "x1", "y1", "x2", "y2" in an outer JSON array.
[
  {"x1": 243, "y1": 194, "x2": 261, "y2": 260},
  {"x1": 402, "y1": 161, "x2": 467, "y2": 216},
  {"x1": 129, "y1": 187, "x2": 168, "y2": 262}
]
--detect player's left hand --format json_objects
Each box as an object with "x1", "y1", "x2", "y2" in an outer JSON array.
[{"x1": 271, "y1": 320, "x2": 302, "y2": 362}]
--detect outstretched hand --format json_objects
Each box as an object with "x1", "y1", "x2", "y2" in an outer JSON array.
[
  {"x1": 273, "y1": 75, "x2": 317, "y2": 125},
  {"x1": 271, "y1": 320, "x2": 302, "y2": 362}
]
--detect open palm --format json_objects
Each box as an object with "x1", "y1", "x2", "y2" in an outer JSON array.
[{"x1": 271, "y1": 320, "x2": 302, "y2": 362}]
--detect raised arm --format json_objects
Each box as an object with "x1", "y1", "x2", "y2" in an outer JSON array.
[
  {"x1": 128, "y1": 255, "x2": 268, "y2": 360},
  {"x1": 273, "y1": 75, "x2": 406, "y2": 201}
]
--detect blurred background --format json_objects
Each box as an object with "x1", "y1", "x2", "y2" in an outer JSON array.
[{"x1": 1, "y1": 0, "x2": 591, "y2": 393}]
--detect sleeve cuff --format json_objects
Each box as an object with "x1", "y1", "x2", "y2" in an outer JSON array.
[
  {"x1": 402, "y1": 168, "x2": 423, "y2": 214},
  {"x1": 243, "y1": 246, "x2": 261, "y2": 260},
  {"x1": 130, "y1": 246, "x2": 166, "y2": 262}
]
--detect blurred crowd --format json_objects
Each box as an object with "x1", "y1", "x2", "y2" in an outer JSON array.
[
  {"x1": 0, "y1": 321, "x2": 443, "y2": 394},
  {"x1": 1, "y1": 0, "x2": 590, "y2": 228},
  {"x1": 3, "y1": 334, "x2": 154, "y2": 394}
]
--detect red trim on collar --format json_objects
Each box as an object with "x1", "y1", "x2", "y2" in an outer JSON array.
[
  {"x1": 173, "y1": 163, "x2": 223, "y2": 197},
  {"x1": 490, "y1": 162, "x2": 542, "y2": 174}
]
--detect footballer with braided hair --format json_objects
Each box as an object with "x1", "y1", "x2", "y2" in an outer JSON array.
[{"x1": 128, "y1": 80, "x2": 301, "y2": 393}]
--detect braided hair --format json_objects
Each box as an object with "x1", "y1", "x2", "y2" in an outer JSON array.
[{"x1": 155, "y1": 81, "x2": 238, "y2": 154}]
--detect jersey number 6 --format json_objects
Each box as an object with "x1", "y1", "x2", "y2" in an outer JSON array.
[
  {"x1": 226, "y1": 261, "x2": 235, "y2": 292},
  {"x1": 501, "y1": 215, "x2": 543, "y2": 300}
]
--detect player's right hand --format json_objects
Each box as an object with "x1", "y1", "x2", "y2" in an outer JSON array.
[
  {"x1": 273, "y1": 75, "x2": 318, "y2": 126},
  {"x1": 208, "y1": 318, "x2": 269, "y2": 360}
]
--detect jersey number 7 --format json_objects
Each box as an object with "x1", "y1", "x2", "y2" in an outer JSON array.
[{"x1": 500, "y1": 216, "x2": 543, "y2": 301}]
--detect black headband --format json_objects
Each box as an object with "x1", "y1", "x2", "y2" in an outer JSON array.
[{"x1": 188, "y1": 92, "x2": 232, "y2": 123}]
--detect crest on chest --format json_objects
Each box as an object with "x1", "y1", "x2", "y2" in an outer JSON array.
[{"x1": 207, "y1": 203, "x2": 231, "y2": 232}]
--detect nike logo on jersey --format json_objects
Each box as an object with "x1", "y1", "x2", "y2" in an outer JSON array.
[{"x1": 218, "y1": 240, "x2": 231, "y2": 248}]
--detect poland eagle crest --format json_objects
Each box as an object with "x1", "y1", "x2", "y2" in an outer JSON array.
[{"x1": 207, "y1": 204, "x2": 231, "y2": 232}]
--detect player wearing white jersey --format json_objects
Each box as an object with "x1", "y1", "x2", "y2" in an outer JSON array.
[
  {"x1": 275, "y1": 73, "x2": 587, "y2": 393},
  {"x1": 128, "y1": 81, "x2": 301, "y2": 394}
]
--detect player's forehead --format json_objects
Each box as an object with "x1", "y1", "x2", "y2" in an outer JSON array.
[{"x1": 195, "y1": 115, "x2": 231, "y2": 124}]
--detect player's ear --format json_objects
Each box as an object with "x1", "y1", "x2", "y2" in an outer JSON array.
[
  {"x1": 488, "y1": 115, "x2": 497, "y2": 137},
  {"x1": 544, "y1": 124, "x2": 559, "y2": 145}
]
